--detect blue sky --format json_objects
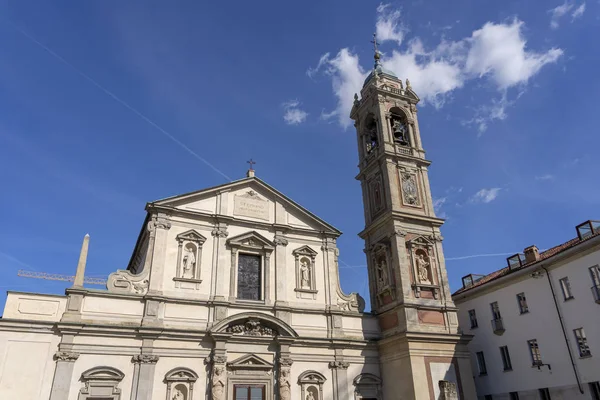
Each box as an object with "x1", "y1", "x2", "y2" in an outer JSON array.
[{"x1": 0, "y1": 0, "x2": 599, "y2": 312}]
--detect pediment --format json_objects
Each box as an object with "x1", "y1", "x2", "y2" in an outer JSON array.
[
  {"x1": 292, "y1": 245, "x2": 318, "y2": 257},
  {"x1": 228, "y1": 354, "x2": 273, "y2": 371},
  {"x1": 176, "y1": 229, "x2": 207, "y2": 244},
  {"x1": 405, "y1": 234, "x2": 434, "y2": 247},
  {"x1": 228, "y1": 231, "x2": 274, "y2": 250},
  {"x1": 81, "y1": 366, "x2": 124, "y2": 382},
  {"x1": 149, "y1": 177, "x2": 340, "y2": 235},
  {"x1": 353, "y1": 373, "x2": 382, "y2": 386}
]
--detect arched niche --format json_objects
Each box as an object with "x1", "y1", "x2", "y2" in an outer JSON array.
[
  {"x1": 298, "y1": 370, "x2": 326, "y2": 400},
  {"x1": 353, "y1": 373, "x2": 382, "y2": 400},
  {"x1": 79, "y1": 366, "x2": 125, "y2": 400},
  {"x1": 164, "y1": 367, "x2": 199, "y2": 400},
  {"x1": 293, "y1": 245, "x2": 319, "y2": 299}
]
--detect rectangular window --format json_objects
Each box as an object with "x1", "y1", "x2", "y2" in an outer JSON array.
[
  {"x1": 590, "y1": 382, "x2": 600, "y2": 400},
  {"x1": 237, "y1": 254, "x2": 262, "y2": 300},
  {"x1": 500, "y1": 346, "x2": 513, "y2": 371},
  {"x1": 559, "y1": 277, "x2": 573, "y2": 300},
  {"x1": 528, "y1": 339, "x2": 542, "y2": 366},
  {"x1": 234, "y1": 385, "x2": 265, "y2": 400},
  {"x1": 468, "y1": 309, "x2": 478, "y2": 328},
  {"x1": 590, "y1": 265, "x2": 600, "y2": 286},
  {"x1": 490, "y1": 301, "x2": 502, "y2": 320},
  {"x1": 516, "y1": 292, "x2": 529, "y2": 314},
  {"x1": 509, "y1": 392, "x2": 520, "y2": 400},
  {"x1": 539, "y1": 388, "x2": 551, "y2": 400},
  {"x1": 476, "y1": 351, "x2": 487, "y2": 375},
  {"x1": 574, "y1": 328, "x2": 591, "y2": 357}
]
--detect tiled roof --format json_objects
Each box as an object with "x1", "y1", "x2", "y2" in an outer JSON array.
[{"x1": 452, "y1": 231, "x2": 600, "y2": 296}]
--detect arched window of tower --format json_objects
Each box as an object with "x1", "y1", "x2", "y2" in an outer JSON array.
[
  {"x1": 364, "y1": 114, "x2": 378, "y2": 155},
  {"x1": 389, "y1": 107, "x2": 410, "y2": 147}
]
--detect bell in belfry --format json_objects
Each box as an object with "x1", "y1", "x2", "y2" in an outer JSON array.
[{"x1": 392, "y1": 119, "x2": 408, "y2": 146}]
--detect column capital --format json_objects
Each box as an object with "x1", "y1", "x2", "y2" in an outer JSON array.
[
  {"x1": 278, "y1": 357, "x2": 294, "y2": 367},
  {"x1": 54, "y1": 351, "x2": 80, "y2": 362},
  {"x1": 211, "y1": 226, "x2": 229, "y2": 238},
  {"x1": 131, "y1": 354, "x2": 160, "y2": 364},
  {"x1": 273, "y1": 234, "x2": 289, "y2": 247},
  {"x1": 328, "y1": 361, "x2": 350, "y2": 370},
  {"x1": 153, "y1": 215, "x2": 171, "y2": 230}
]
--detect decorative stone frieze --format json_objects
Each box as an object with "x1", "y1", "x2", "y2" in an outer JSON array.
[
  {"x1": 211, "y1": 226, "x2": 229, "y2": 238},
  {"x1": 226, "y1": 319, "x2": 276, "y2": 336}
]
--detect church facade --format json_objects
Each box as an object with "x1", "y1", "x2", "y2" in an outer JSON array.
[{"x1": 0, "y1": 49, "x2": 476, "y2": 400}]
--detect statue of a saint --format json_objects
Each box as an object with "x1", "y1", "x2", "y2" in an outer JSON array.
[
  {"x1": 279, "y1": 369, "x2": 291, "y2": 400},
  {"x1": 306, "y1": 391, "x2": 316, "y2": 400},
  {"x1": 211, "y1": 365, "x2": 226, "y2": 400},
  {"x1": 300, "y1": 260, "x2": 311, "y2": 289},
  {"x1": 416, "y1": 253, "x2": 430, "y2": 284},
  {"x1": 172, "y1": 388, "x2": 184, "y2": 400},
  {"x1": 182, "y1": 246, "x2": 196, "y2": 279},
  {"x1": 377, "y1": 259, "x2": 389, "y2": 290}
]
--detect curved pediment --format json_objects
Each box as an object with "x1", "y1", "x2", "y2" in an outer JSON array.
[
  {"x1": 81, "y1": 366, "x2": 125, "y2": 382},
  {"x1": 210, "y1": 312, "x2": 298, "y2": 338},
  {"x1": 298, "y1": 370, "x2": 327, "y2": 384}
]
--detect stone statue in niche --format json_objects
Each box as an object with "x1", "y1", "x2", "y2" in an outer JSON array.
[
  {"x1": 182, "y1": 244, "x2": 196, "y2": 279},
  {"x1": 300, "y1": 259, "x2": 311, "y2": 289},
  {"x1": 211, "y1": 365, "x2": 226, "y2": 400},
  {"x1": 306, "y1": 386, "x2": 318, "y2": 400},
  {"x1": 306, "y1": 391, "x2": 315, "y2": 400},
  {"x1": 392, "y1": 118, "x2": 408, "y2": 145},
  {"x1": 416, "y1": 252, "x2": 431, "y2": 284},
  {"x1": 172, "y1": 388, "x2": 184, "y2": 400},
  {"x1": 279, "y1": 368, "x2": 291, "y2": 400},
  {"x1": 376, "y1": 258, "x2": 389, "y2": 290}
]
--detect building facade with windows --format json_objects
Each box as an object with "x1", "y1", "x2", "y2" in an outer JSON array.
[
  {"x1": 0, "y1": 45, "x2": 477, "y2": 400},
  {"x1": 453, "y1": 221, "x2": 600, "y2": 400}
]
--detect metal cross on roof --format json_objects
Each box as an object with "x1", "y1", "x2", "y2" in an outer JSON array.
[
  {"x1": 371, "y1": 33, "x2": 380, "y2": 54},
  {"x1": 247, "y1": 158, "x2": 256, "y2": 170}
]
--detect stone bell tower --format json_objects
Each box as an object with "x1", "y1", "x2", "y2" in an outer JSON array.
[{"x1": 350, "y1": 37, "x2": 476, "y2": 400}]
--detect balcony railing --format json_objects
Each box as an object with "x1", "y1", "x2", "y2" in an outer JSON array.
[
  {"x1": 491, "y1": 318, "x2": 505, "y2": 335},
  {"x1": 592, "y1": 285, "x2": 600, "y2": 304}
]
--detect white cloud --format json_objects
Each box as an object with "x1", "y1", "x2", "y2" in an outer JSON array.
[
  {"x1": 465, "y1": 20, "x2": 563, "y2": 89},
  {"x1": 470, "y1": 188, "x2": 501, "y2": 204},
  {"x1": 307, "y1": 49, "x2": 367, "y2": 128},
  {"x1": 433, "y1": 197, "x2": 448, "y2": 218},
  {"x1": 572, "y1": 3, "x2": 586, "y2": 19},
  {"x1": 282, "y1": 100, "x2": 308, "y2": 125},
  {"x1": 309, "y1": 6, "x2": 563, "y2": 130},
  {"x1": 376, "y1": 3, "x2": 406, "y2": 45},
  {"x1": 549, "y1": 2, "x2": 585, "y2": 29},
  {"x1": 535, "y1": 174, "x2": 555, "y2": 181}
]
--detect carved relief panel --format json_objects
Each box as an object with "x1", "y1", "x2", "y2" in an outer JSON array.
[
  {"x1": 293, "y1": 246, "x2": 318, "y2": 300},
  {"x1": 174, "y1": 230, "x2": 206, "y2": 289},
  {"x1": 399, "y1": 167, "x2": 421, "y2": 208}
]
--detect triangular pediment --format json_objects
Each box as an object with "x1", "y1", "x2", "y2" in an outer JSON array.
[
  {"x1": 228, "y1": 231, "x2": 274, "y2": 250},
  {"x1": 149, "y1": 177, "x2": 340, "y2": 235},
  {"x1": 405, "y1": 234, "x2": 434, "y2": 246},
  {"x1": 292, "y1": 245, "x2": 318, "y2": 257},
  {"x1": 176, "y1": 229, "x2": 207, "y2": 244},
  {"x1": 228, "y1": 354, "x2": 273, "y2": 370}
]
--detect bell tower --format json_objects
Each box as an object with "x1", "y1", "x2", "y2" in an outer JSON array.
[{"x1": 350, "y1": 36, "x2": 476, "y2": 400}]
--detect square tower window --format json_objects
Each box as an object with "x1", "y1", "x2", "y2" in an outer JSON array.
[
  {"x1": 516, "y1": 293, "x2": 529, "y2": 314},
  {"x1": 574, "y1": 328, "x2": 591, "y2": 357},
  {"x1": 528, "y1": 339, "x2": 542, "y2": 366},
  {"x1": 476, "y1": 351, "x2": 487, "y2": 376},
  {"x1": 500, "y1": 346, "x2": 513, "y2": 371},
  {"x1": 468, "y1": 309, "x2": 478, "y2": 328},
  {"x1": 559, "y1": 277, "x2": 574, "y2": 300}
]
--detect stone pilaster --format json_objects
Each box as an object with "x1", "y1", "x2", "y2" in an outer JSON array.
[
  {"x1": 49, "y1": 351, "x2": 79, "y2": 400},
  {"x1": 147, "y1": 213, "x2": 171, "y2": 295},
  {"x1": 274, "y1": 233, "x2": 289, "y2": 306},
  {"x1": 211, "y1": 225, "x2": 229, "y2": 301},
  {"x1": 130, "y1": 354, "x2": 159, "y2": 400},
  {"x1": 208, "y1": 349, "x2": 227, "y2": 400},
  {"x1": 329, "y1": 360, "x2": 350, "y2": 400}
]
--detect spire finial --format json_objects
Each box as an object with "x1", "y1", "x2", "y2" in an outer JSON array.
[
  {"x1": 246, "y1": 159, "x2": 256, "y2": 178},
  {"x1": 73, "y1": 234, "x2": 90, "y2": 288},
  {"x1": 371, "y1": 33, "x2": 381, "y2": 67}
]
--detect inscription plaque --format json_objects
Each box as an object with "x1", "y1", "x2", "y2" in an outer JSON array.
[{"x1": 234, "y1": 193, "x2": 269, "y2": 220}]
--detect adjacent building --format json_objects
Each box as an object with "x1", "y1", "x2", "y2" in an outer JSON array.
[{"x1": 453, "y1": 220, "x2": 600, "y2": 400}]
